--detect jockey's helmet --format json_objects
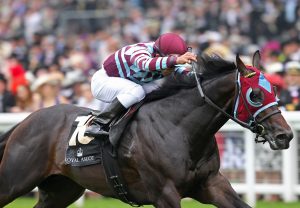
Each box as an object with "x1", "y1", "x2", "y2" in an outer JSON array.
[{"x1": 154, "y1": 33, "x2": 187, "y2": 56}]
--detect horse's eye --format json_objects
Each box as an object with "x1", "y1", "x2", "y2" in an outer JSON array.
[{"x1": 246, "y1": 88, "x2": 264, "y2": 107}]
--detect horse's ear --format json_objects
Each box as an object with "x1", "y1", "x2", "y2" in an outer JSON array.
[
  {"x1": 252, "y1": 50, "x2": 261, "y2": 69},
  {"x1": 236, "y1": 54, "x2": 253, "y2": 77}
]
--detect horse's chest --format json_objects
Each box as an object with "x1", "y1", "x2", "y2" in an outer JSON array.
[{"x1": 193, "y1": 156, "x2": 220, "y2": 181}]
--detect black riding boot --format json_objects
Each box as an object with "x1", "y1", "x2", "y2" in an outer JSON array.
[{"x1": 85, "y1": 98, "x2": 126, "y2": 137}]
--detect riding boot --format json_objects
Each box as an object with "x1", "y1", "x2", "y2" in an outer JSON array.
[{"x1": 85, "y1": 98, "x2": 126, "y2": 137}]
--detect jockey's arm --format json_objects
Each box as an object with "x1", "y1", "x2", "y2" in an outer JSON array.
[
  {"x1": 130, "y1": 46, "x2": 196, "y2": 72},
  {"x1": 130, "y1": 49, "x2": 177, "y2": 72}
]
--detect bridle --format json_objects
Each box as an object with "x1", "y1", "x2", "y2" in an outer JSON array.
[{"x1": 190, "y1": 60, "x2": 281, "y2": 143}]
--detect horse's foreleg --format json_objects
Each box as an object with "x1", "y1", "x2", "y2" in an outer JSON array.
[
  {"x1": 192, "y1": 172, "x2": 252, "y2": 208},
  {"x1": 153, "y1": 180, "x2": 181, "y2": 208}
]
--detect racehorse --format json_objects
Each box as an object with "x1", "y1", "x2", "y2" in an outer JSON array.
[{"x1": 0, "y1": 52, "x2": 293, "y2": 208}]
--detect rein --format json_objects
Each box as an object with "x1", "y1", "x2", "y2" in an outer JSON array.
[{"x1": 190, "y1": 61, "x2": 281, "y2": 143}]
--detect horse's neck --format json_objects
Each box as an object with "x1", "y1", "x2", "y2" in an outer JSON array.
[{"x1": 167, "y1": 72, "x2": 236, "y2": 161}]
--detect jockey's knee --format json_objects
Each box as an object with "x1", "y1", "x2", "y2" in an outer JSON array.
[{"x1": 117, "y1": 85, "x2": 145, "y2": 108}]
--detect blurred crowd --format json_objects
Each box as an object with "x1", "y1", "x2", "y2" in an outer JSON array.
[{"x1": 0, "y1": 0, "x2": 300, "y2": 113}]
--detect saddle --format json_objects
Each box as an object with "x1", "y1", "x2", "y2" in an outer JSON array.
[{"x1": 93, "y1": 101, "x2": 144, "y2": 147}]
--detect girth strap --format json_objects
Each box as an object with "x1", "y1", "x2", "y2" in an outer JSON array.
[{"x1": 101, "y1": 140, "x2": 140, "y2": 207}]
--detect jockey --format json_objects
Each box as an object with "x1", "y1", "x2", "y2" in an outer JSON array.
[{"x1": 85, "y1": 32, "x2": 197, "y2": 137}]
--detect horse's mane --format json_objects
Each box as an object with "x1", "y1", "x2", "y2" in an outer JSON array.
[
  {"x1": 199, "y1": 53, "x2": 236, "y2": 79},
  {"x1": 146, "y1": 54, "x2": 236, "y2": 101}
]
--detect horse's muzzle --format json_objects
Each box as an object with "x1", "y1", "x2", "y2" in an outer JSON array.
[{"x1": 273, "y1": 130, "x2": 293, "y2": 150}]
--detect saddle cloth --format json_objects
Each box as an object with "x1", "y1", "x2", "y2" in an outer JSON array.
[{"x1": 65, "y1": 114, "x2": 102, "y2": 167}]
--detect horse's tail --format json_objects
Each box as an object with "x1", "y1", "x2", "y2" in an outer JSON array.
[{"x1": 0, "y1": 124, "x2": 19, "y2": 163}]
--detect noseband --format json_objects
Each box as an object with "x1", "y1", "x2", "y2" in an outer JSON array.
[{"x1": 191, "y1": 61, "x2": 281, "y2": 143}]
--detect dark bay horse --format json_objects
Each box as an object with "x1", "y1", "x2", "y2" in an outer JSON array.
[{"x1": 0, "y1": 52, "x2": 293, "y2": 208}]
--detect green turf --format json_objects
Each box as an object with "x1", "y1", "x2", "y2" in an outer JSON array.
[{"x1": 4, "y1": 197, "x2": 300, "y2": 208}]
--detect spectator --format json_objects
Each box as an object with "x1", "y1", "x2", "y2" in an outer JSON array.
[
  {"x1": 6, "y1": 53, "x2": 28, "y2": 95},
  {"x1": 0, "y1": 73, "x2": 15, "y2": 112},
  {"x1": 62, "y1": 70, "x2": 87, "y2": 104},
  {"x1": 280, "y1": 38, "x2": 300, "y2": 62},
  {"x1": 24, "y1": 5, "x2": 43, "y2": 44},
  {"x1": 27, "y1": 44, "x2": 44, "y2": 74},
  {"x1": 279, "y1": 61, "x2": 300, "y2": 111},
  {"x1": 77, "y1": 83, "x2": 102, "y2": 110},
  {"x1": 264, "y1": 62, "x2": 285, "y2": 94},
  {"x1": 31, "y1": 73, "x2": 69, "y2": 109},
  {"x1": 10, "y1": 84, "x2": 39, "y2": 112}
]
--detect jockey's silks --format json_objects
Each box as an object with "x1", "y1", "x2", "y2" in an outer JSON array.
[{"x1": 103, "y1": 42, "x2": 190, "y2": 84}]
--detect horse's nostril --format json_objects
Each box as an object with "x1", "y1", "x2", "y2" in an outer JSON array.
[
  {"x1": 276, "y1": 134, "x2": 286, "y2": 141},
  {"x1": 276, "y1": 132, "x2": 293, "y2": 142}
]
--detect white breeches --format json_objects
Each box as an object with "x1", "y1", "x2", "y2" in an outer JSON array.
[{"x1": 91, "y1": 68, "x2": 165, "y2": 110}]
